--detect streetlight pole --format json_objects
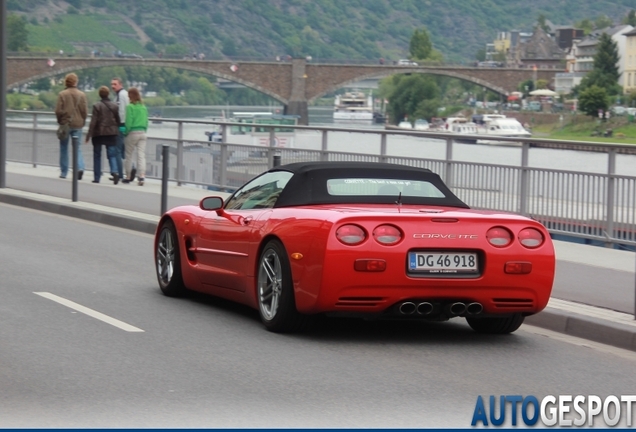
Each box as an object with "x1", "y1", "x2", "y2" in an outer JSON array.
[{"x1": 0, "y1": 0, "x2": 7, "y2": 188}]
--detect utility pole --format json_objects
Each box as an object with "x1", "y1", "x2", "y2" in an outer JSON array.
[{"x1": 0, "y1": 0, "x2": 7, "y2": 188}]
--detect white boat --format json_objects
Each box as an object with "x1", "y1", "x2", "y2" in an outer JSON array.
[
  {"x1": 205, "y1": 112, "x2": 299, "y2": 147},
  {"x1": 334, "y1": 91, "x2": 373, "y2": 121},
  {"x1": 472, "y1": 114, "x2": 531, "y2": 139},
  {"x1": 414, "y1": 119, "x2": 430, "y2": 130}
]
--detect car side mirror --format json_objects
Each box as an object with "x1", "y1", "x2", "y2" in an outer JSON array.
[{"x1": 200, "y1": 196, "x2": 224, "y2": 213}]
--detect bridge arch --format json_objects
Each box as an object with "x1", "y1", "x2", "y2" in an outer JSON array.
[
  {"x1": 308, "y1": 68, "x2": 510, "y2": 102},
  {"x1": 7, "y1": 59, "x2": 288, "y2": 104}
]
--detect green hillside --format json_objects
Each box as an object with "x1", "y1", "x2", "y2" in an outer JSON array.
[{"x1": 8, "y1": 0, "x2": 636, "y2": 62}]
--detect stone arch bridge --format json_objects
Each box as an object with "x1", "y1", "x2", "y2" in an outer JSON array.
[{"x1": 7, "y1": 57, "x2": 557, "y2": 124}]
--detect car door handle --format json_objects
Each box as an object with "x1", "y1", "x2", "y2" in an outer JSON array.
[{"x1": 243, "y1": 216, "x2": 253, "y2": 225}]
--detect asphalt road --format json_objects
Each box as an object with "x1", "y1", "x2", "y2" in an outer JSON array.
[{"x1": 1, "y1": 203, "x2": 636, "y2": 428}]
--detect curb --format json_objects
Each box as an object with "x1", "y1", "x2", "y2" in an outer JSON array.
[
  {"x1": 2, "y1": 187, "x2": 636, "y2": 352},
  {"x1": 0, "y1": 190, "x2": 158, "y2": 235},
  {"x1": 526, "y1": 309, "x2": 636, "y2": 352}
]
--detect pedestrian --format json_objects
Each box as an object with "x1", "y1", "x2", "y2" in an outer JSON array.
[
  {"x1": 85, "y1": 86, "x2": 121, "y2": 184},
  {"x1": 110, "y1": 77, "x2": 129, "y2": 181},
  {"x1": 55, "y1": 72, "x2": 87, "y2": 179},
  {"x1": 122, "y1": 87, "x2": 148, "y2": 186}
]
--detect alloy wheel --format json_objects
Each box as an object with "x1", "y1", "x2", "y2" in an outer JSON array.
[
  {"x1": 157, "y1": 227, "x2": 175, "y2": 286},
  {"x1": 258, "y1": 248, "x2": 282, "y2": 321}
]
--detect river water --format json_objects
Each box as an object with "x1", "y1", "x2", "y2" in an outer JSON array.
[
  {"x1": 7, "y1": 105, "x2": 636, "y2": 176},
  {"x1": 149, "y1": 106, "x2": 636, "y2": 177}
]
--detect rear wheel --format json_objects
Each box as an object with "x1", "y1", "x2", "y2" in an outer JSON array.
[
  {"x1": 257, "y1": 240, "x2": 308, "y2": 333},
  {"x1": 466, "y1": 314, "x2": 524, "y2": 334},
  {"x1": 156, "y1": 220, "x2": 186, "y2": 297}
]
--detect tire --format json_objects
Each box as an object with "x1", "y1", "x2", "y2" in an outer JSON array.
[
  {"x1": 466, "y1": 314, "x2": 525, "y2": 334},
  {"x1": 156, "y1": 220, "x2": 187, "y2": 297},
  {"x1": 257, "y1": 240, "x2": 308, "y2": 333}
]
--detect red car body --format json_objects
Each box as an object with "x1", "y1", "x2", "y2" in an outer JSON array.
[{"x1": 155, "y1": 162, "x2": 555, "y2": 333}]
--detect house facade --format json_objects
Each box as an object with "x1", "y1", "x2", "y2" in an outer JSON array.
[
  {"x1": 624, "y1": 27, "x2": 636, "y2": 94},
  {"x1": 509, "y1": 26, "x2": 566, "y2": 69}
]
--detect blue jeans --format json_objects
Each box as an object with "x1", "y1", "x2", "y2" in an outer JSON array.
[
  {"x1": 115, "y1": 130, "x2": 125, "y2": 178},
  {"x1": 93, "y1": 143, "x2": 118, "y2": 182},
  {"x1": 59, "y1": 129, "x2": 85, "y2": 178}
]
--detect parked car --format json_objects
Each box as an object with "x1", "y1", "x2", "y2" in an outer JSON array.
[
  {"x1": 611, "y1": 106, "x2": 626, "y2": 115},
  {"x1": 154, "y1": 161, "x2": 555, "y2": 334},
  {"x1": 397, "y1": 59, "x2": 418, "y2": 66}
]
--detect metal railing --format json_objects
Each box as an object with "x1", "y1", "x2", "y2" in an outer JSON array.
[{"x1": 6, "y1": 110, "x2": 636, "y2": 248}]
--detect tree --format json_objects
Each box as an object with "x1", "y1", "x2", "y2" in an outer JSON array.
[
  {"x1": 409, "y1": 28, "x2": 432, "y2": 60},
  {"x1": 578, "y1": 85, "x2": 608, "y2": 118},
  {"x1": 475, "y1": 48, "x2": 486, "y2": 62},
  {"x1": 594, "y1": 15, "x2": 613, "y2": 30},
  {"x1": 537, "y1": 14, "x2": 550, "y2": 33},
  {"x1": 575, "y1": 18, "x2": 594, "y2": 35},
  {"x1": 7, "y1": 14, "x2": 28, "y2": 52},
  {"x1": 379, "y1": 74, "x2": 440, "y2": 124},
  {"x1": 577, "y1": 33, "x2": 621, "y2": 96},
  {"x1": 623, "y1": 10, "x2": 636, "y2": 26}
]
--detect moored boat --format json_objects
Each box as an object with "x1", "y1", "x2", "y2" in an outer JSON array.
[{"x1": 334, "y1": 91, "x2": 373, "y2": 121}]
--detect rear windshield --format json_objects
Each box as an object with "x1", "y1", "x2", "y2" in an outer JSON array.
[{"x1": 327, "y1": 178, "x2": 445, "y2": 198}]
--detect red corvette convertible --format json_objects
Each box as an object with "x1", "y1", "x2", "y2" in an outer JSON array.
[{"x1": 155, "y1": 162, "x2": 555, "y2": 333}]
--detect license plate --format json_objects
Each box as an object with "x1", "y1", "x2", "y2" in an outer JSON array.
[{"x1": 408, "y1": 252, "x2": 478, "y2": 274}]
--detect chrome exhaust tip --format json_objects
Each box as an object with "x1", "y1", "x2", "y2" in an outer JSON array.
[
  {"x1": 466, "y1": 302, "x2": 483, "y2": 315},
  {"x1": 448, "y1": 302, "x2": 467, "y2": 316},
  {"x1": 399, "y1": 302, "x2": 416, "y2": 315},
  {"x1": 416, "y1": 302, "x2": 434, "y2": 315}
]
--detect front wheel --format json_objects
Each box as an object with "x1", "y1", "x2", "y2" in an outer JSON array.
[
  {"x1": 156, "y1": 220, "x2": 187, "y2": 297},
  {"x1": 257, "y1": 240, "x2": 308, "y2": 333},
  {"x1": 466, "y1": 314, "x2": 524, "y2": 334}
]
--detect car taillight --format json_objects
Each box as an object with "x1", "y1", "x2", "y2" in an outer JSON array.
[
  {"x1": 373, "y1": 224, "x2": 402, "y2": 245},
  {"x1": 486, "y1": 227, "x2": 512, "y2": 247},
  {"x1": 518, "y1": 228, "x2": 544, "y2": 248},
  {"x1": 336, "y1": 224, "x2": 366, "y2": 245}
]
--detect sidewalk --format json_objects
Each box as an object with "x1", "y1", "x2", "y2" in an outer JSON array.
[{"x1": 1, "y1": 162, "x2": 635, "y2": 351}]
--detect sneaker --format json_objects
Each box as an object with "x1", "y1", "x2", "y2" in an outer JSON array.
[
  {"x1": 129, "y1": 167, "x2": 137, "y2": 182},
  {"x1": 78, "y1": 170, "x2": 84, "y2": 180},
  {"x1": 112, "y1": 173, "x2": 120, "y2": 185},
  {"x1": 138, "y1": 178, "x2": 145, "y2": 186},
  {"x1": 59, "y1": 175, "x2": 66, "y2": 179},
  {"x1": 91, "y1": 180, "x2": 99, "y2": 183},
  {"x1": 122, "y1": 179, "x2": 131, "y2": 184}
]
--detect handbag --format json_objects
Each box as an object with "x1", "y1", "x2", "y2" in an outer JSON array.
[{"x1": 56, "y1": 123, "x2": 70, "y2": 140}]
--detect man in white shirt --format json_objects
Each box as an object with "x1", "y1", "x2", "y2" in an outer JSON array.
[{"x1": 110, "y1": 77, "x2": 131, "y2": 181}]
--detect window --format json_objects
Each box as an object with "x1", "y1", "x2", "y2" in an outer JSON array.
[
  {"x1": 225, "y1": 171, "x2": 293, "y2": 210},
  {"x1": 326, "y1": 178, "x2": 445, "y2": 198}
]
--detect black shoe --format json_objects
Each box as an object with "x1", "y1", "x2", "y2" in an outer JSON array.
[
  {"x1": 138, "y1": 178, "x2": 145, "y2": 186},
  {"x1": 59, "y1": 175, "x2": 66, "y2": 179},
  {"x1": 122, "y1": 179, "x2": 131, "y2": 184},
  {"x1": 92, "y1": 180, "x2": 99, "y2": 183},
  {"x1": 112, "y1": 173, "x2": 120, "y2": 185},
  {"x1": 129, "y1": 167, "x2": 137, "y2": 182},
  {"x1": 78, "y1": 170, "x2": 84, "y2": 180}
]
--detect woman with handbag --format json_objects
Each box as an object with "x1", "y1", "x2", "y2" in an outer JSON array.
[
  {"x1": 55, "y1": 73, "x2": 88, "y2": 179},
  {"x1": 85, "y1": 86, "x2": 121, "y2": 184}
]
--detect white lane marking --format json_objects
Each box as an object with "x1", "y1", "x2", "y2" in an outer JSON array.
[{"x1": 34, "y1": 292, "x2": 144, "y2": 332}]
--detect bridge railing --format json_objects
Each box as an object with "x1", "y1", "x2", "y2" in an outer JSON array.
[{"x1": 6, "y1": 109, "x2": 636, "y2": 248}]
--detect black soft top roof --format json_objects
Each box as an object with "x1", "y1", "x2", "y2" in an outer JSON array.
[{"x1": 268, "y1": 162, "x2": 469, "y2": 208}]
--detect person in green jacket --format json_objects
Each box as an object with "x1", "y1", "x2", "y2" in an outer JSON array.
[{"x1": 123, "y1": 87, "x2": 148, "y2": 185}]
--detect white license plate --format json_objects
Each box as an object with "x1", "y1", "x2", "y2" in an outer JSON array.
[{"x1": 408, "y1": 252, "x2": 478, "y2": 274}]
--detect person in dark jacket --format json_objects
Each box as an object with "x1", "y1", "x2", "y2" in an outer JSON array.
[{"x1": 85, "y1": 86, "x2": 121, "y2": 184}]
